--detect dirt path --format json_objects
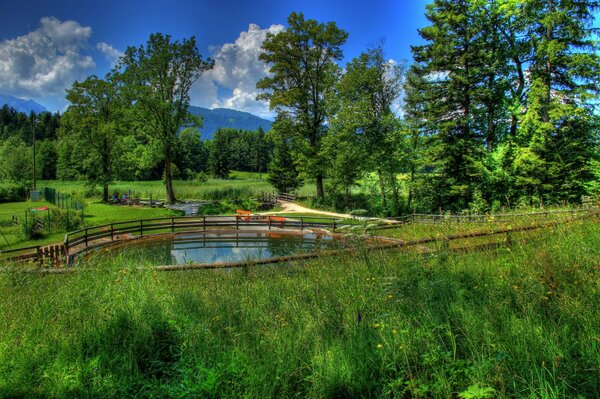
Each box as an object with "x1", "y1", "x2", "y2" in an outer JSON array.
[{"x1": 258, "y1": 200, "x2": 354, "y2": 219}]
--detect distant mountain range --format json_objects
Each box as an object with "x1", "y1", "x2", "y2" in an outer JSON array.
[
  {"x1": 0, "y1": 93, "x2": 47, "y2": 114},
  {"x1": 189, "y1": 106, "x2": 272, "y2": 140},
  {"x1": 0, "y1": 94, "x2": 271, "y2": 140}
]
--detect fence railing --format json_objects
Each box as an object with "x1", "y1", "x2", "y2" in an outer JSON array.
[
  {"x1": 382, "y1": 208, "x2": 594, "y2": 225},
  {"x1": 2, "y1": 208, "x2": 597, "y2": 268},
  {"x1": 278, "y1": 192, "x2": 297, "y2": 201},
  {"x1": 43, "y1": 187, "x2": 85, "y2": 212},
  {"x1": 63, "y1": 215, "x2": 349, "y2": 255}
]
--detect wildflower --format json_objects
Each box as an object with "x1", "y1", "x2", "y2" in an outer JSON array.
[
  {"x1": 387, "y1": 294, "x2": 393, "y2": 300},
  {"x1": 377, "y1": 343, "x2": 383, "y2": 349},
  {"x1": 392, "y1": 329, "x2": 398, "y2": 335},
  {"x1": 374, "y1": 323, "x2": 380, "y2": 329}
]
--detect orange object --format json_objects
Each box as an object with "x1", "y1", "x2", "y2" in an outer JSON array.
[
  {"x1": 33, "y1": 206, "x2": 49, "y2": 211},
  {"x1": 269, "y1": 216, "x2": 286, "y2": 222},
  {"x1": 236, "y1": 210, "x2": 253, "y2": 215}
]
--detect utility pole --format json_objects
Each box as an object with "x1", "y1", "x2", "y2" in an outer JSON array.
[
  {"x1": 30, "y1": 113, "x2": 40, "y2": 201},
  {"x1": 32, "y1": 113, "x2": 36, "y2": 191}
]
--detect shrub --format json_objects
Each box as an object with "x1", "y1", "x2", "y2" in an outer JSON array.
[{"x1": 0, "y1": 186, "x2": 27, "y2": 203}]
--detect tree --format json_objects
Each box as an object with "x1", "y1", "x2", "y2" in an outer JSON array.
[
  {"x1": 331, "y1": 44, "x2": 406, "y2": 213},
  {"x1": 36, "y1": 140, "x2": 57, "y2": 180},
  {"x1": 257, "y1": 11, "x2": 348, "y2": 201},
  {"x1": 208, "y1": 129, "x2": 232, "y2": 179},
  {"x1": 268, "y1": 133, "x2": 303, "y2": 194},
  {"x1": 63, "y1": 75, "x2": 123, "y2": 202},
  {"x1": 116, "y1": 33, "x2": 214, "y2": 203},
  {"x1": 513, "y1": 0, "x2": 600, "y2": 204},
  {"x1": 0, "y1": 136, "x2": 32, "y2": 188},
  {"x1": 177, "y1": 127, "x2": 207, "y2": 178}
]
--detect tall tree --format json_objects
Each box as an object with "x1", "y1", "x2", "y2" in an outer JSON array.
[
  {"x1": 63, "y1": 75, "x2": 123, "y2": 202},
  {"x1": 331, "y1": 44, "x2": 406, "y2": 213},
  {"x1": 257, "y1": 11, "x2": 348, "y2": 201},
  {"x1": 116, "y1": 33, "x2": 213, "y2": 203},
  {"x1": 514, "y1": 0, "x2": 600, "y2": 203}
]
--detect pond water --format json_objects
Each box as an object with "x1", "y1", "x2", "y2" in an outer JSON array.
[{"x1": 104, "y1": 231, "x2": 343, "y2": 266}]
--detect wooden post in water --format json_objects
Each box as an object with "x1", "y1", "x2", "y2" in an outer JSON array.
[{"x1": 171, "y1": 217, "x2": 175, "y2": 233}]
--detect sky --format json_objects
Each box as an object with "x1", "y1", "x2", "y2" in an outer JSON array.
[{"x1": 0, "y1": 0, "x2": 431, "y2": 117}]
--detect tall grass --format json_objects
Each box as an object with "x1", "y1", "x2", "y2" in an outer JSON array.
[{"x1": 0, "y1": 220, "x2": 598, "y2": 397}]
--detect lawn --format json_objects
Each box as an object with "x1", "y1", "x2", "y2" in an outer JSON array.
[{"x1": 0, "y1": 218, "x2": 598, "y2": 397}]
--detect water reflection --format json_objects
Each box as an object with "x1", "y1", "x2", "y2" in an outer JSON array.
[{"x1": 112, "y1": 232, "x2": 340, "y2": 266}]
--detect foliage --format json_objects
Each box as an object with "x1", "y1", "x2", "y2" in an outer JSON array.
[
  {"x1": 267, "y1": 132, "x2": 303, "y2": 194},
  {"x1": 0, "y1": 136, "x2": 32, "y2": 188},
  {"x1": 258, "y1": 11, "x2": 348, "y2": 200},
  {"x1": 115, "y1": 33, "x2": 214, "y2": 203},
  {"x1": 62, "y1": 75, "x2": 125, "y2": 202}
]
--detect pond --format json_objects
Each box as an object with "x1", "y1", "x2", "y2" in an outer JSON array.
[{"x1": 98, "y1": 231, "x2": 344, "y2": 266}]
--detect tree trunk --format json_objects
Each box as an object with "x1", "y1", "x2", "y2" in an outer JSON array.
[
  {"x1": 377, "y1": 169, "x2": 386, "y2": 208},
  {"x1": 103, "y1": 184, "x2": 109, "y2": 204},
  {"x1": 165, "y1": 157, "x2": 176, "y2": 204},
  {"x1": 316, "y1": 174, "x2": 325, "y2": 201},
  {"x1": 407, "y1": 170, "x2": 414, "y2": 212},
  {"x1": 391, "y1": 177, "x2": 400, "y2": 216}
]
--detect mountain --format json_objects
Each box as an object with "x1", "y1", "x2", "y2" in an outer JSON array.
[
  {"x1": 0, "y1": 93, "x2": 47, "y2": 114},
  {"x1": 189, "y1": 106, "x2": 272, "y2": 140}
]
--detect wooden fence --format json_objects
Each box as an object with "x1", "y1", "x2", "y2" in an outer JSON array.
[
  {"x1": 1, "y1": 208, "x2": 596, "y2": 268},
  {"x1": 277, "y1": 192, "x2": 297, "y2": 201}
]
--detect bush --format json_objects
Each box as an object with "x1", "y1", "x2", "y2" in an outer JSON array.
[
  {"x1": 0, "y1": 186, "x2": 27, "y2": 203},
  {"x1": 349, "y1": 209, "x2": 369, "y2": 217},
  {"x1": 195, "y1": 171, "x2": 209, "y2": 183}
]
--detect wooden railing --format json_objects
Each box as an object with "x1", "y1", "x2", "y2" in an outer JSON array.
[
  {"x1": 62, "y1": 215, "x2": 349, "y2": 255},
  {"x1": 381, "y1": 208, "x2": 595, "y2": 226},
  {"x1": 277, "y1": 192, "x2": 297, "y2": 201}
]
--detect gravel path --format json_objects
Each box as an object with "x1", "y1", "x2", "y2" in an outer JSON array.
[{"x1": 258, "y1": 200, "x2": 353, "y2": 219}]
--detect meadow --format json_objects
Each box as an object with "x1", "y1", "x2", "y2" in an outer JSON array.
[
  {"x1": 0, "y1": 217, "x2": 598, "y2": 398},
  {"x1": 37, "y1": 172, "x2": 317, "y2": 201}
]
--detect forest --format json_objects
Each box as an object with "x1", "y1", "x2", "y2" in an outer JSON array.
[{"x1": 0, "y1": 1, "x2": 598, "y2": 216}]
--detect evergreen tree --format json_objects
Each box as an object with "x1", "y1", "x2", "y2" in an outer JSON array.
[{"x1": 268, "y1": 134, "x2": 303, "y2": 194}]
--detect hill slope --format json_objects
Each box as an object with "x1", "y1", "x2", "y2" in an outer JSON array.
[
  {"x1": 189, "y1": 106, "x2": 272, "y2": 140},
  {"x1": 0, "y1": 93, "x2": 47, "y2": 114}
]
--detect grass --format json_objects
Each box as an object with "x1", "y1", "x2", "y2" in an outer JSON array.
[
  {"x1": 38, "y1": 176, "x2": 318, "y2": 201},
  {"x1": 0, "y1": 218, "x2": 598, "y2": 397}
]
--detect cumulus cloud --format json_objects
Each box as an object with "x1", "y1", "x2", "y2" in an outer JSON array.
[
  {"x1": 191, "y1": 23, "x2": 284, "y2": 119},
  {"x1": 97, "y1": 42, "x2": 123, "y2": 66},
  {"x1": 0, "y1": 17, "x2": 95, "y2": 98}
]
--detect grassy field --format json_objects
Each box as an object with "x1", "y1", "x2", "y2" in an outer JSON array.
[
  {"x1": 0, "y1": 201, "x2": 179, "y2": 250},
  {"x1": 38, "y1": 174, "x2": 317, "y2": 201},
  {"x1": 0, "y1": 218, "x2": 598, "y2": 397}
]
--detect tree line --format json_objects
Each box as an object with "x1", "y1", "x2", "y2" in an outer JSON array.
[
  {"x1": 0, "y1": 106, "x2": 270, "y2": 199},
  {"x1": 261, "y1": 4, "x2": 599, "y2": 214}
]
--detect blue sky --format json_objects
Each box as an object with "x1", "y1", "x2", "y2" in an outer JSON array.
[{"x1": 0, "y1": 0, "x2": 430, "y2": 116}]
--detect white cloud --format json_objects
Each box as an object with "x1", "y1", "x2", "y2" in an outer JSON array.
[
  {"x1": 190, "y1": 23, "x2": 284, "y2": 119},
  {"x1": 97, "y1": 42, "x2": 123, "y2": 66},
  {"x1": 0, "y1": 17, "x2": 95, "y2": 98}
]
